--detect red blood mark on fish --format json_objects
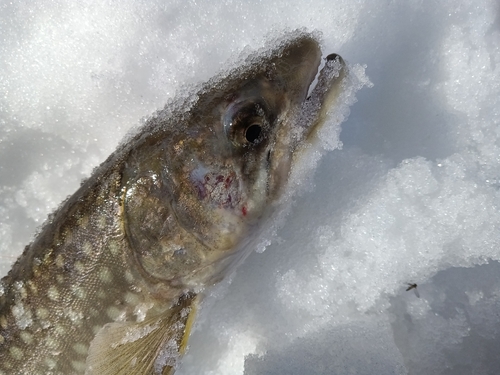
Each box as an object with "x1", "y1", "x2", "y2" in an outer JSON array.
[{"x1": 190, "y1": 167, "x2": 241, "y2": 209}]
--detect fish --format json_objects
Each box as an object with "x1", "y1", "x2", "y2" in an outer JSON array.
[{"x1": 0, "y1": 32, "x2": 347, "y2": 375}]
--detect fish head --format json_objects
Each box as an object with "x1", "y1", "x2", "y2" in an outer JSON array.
[{"x1": 122, "y1": 33, "x2": 347, "y2": 290}]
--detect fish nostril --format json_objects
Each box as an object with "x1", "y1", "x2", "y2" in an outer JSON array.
[{"x1": 326, "y1": 53, "x2": 339, "y2": 61}]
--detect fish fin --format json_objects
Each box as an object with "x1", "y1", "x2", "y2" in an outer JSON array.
[{"x1": 85, "y1": 292, "x2": 198, "y2": 375}]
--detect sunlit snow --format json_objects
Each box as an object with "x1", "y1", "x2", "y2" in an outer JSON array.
[{"x1": 1, "y1": 1, "x2": 500, "y2": 374}]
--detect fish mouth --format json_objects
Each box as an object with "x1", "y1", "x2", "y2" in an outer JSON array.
[
  {"x1": 290, "y1": 49, "x2": 348, "y2": 144},
  {"x1": 299, "y1": 52, "x2": 347, "y2": 139},
  {"x1": 266, "y1": 43, "x2": 347, "y2": 203}
]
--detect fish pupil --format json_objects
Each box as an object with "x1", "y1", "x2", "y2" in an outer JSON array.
[{"x1": 245, "y1": 124, "x2": 262, "y2": 143}]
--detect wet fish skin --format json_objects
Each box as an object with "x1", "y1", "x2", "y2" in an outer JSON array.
[{"x1": 0, "y1": 33, "x2": 347, "y2": 374}]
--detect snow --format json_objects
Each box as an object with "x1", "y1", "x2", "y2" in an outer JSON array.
[{"x1": 1, "y1": 1, "x2": 500, "y2": 374}]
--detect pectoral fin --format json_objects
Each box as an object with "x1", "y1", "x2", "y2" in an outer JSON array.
[{"x1": 85, "y1": 292, "x2": 198, "y2": 375}]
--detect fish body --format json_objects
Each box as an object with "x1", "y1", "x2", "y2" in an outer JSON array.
[{"x1": 0, "y1": 32, "x2": 347, "y2": 374}]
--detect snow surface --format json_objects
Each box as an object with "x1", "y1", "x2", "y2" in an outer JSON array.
[{"x1": 1, "y1": 1, "x2": 500, "y2": 374}]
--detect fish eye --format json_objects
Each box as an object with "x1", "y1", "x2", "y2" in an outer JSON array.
[
  {"x1": 224, "y1": 100, "x2": 269, "y2": 147},
  {"x1": 245, "y1": 123, "x2": 262, "y2": 143}
]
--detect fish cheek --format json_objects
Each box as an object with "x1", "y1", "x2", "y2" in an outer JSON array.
[{"x1": 122, "y1": 175, "x2": 203, "y2": 283}]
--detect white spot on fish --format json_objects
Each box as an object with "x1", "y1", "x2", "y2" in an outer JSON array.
[
  {"x1": 124, "y1": 292, "x2": 140, "y2": 305},
  {"x1": 44, "y1": 335, "x2": 59, "y2": 350},
  {"x1": 106, "y1": 306, "x2": 125, "y2": 321},
  {"x1": 11, "y1": 303, "x2": 33, "y2": 329},
  {"x1": 20, "y1": 331, "x2": 34, "y2": 344},
  {"x1": 108, "y1": 240, "x2": 120, "y2": 256},
  {"x1": 36, "y1": 308, "x2": 49, "y2": 320},
  {"x1": 47, "y1": 286, "x2": 60, "y2": 301},
  {"x1": 96, "y1": 290, "x2": 107, "y2": 300},
  {"x1": 13, "y1": 281, "x2": 27, "y2": 300},
  {"x1": 124, "y1": 270, "x2": 134, "y2": 283},
  {"x1": 9, "y1": 346, "x2": 23, "y2": 360},
  {"x1": 82, "y1": 241, "x2": 93, "y2": 256},
  {"x1": 66, "y1": 309, "x2": 84, "y2": 326},
  {"x1": 55, "y1": 324, "x2": 66, "y2": 335},
  {"x1": 32, "y1": 258, "x2": 42, "y2": 277},
  {"x1": 27, "y1": 281, "x2": 38, "y2": 295},
  {"x1": 74, "y1": 261, "x2": 85, "y2": 274},
  {"x1": 55, "y1": 254, "x2": 64, "y2": 268},
  {"x1": 99, "y1": 267, "x2": 113, "y2": 283},
  {"x1": 71, "y1": 360, "x2": 86, "y2": 372},
  {"x1": 44, "y1": 357, "x2": 57, "y2": 369},
  {"x1": 70, "y1": 285, "x2": 87, "y2": 300},
  {"x1": 72, "y1": 342, "x2": 88, "y2": 356},
  {"x1": 89, "y1": 308, "x2": 99, "y2": 318},
  {"x1": 63, "y1": 228, "x2": 73, "y2": 243},
  {"x1": 78, "y1": 214, "x2": 89, "y2": 228},
  {"x1": 97, "y1": 216, "x2": 107, "y2": 230}
]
